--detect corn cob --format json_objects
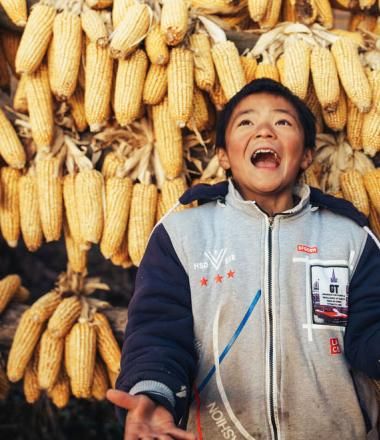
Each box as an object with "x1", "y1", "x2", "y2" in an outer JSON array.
[
  {"x1": 36, "y1": 155, "x2": 63, "y2": 242},
  {"x1": 23, "y1": 351, "x2": 40, "y2": 403},
  {"x1": 66, "y1": 321, "x2": 96, "y2": 398},
  {"x1": 112, "y1": 0, "x2": 135, "y2": 28},
  {"x1": 93, "y1": 312, "x2": 121, "y2": 374},
  {"x1": 367, "y1": 69, "x2": 380, "y2": 115},
  {"x1": 241, "y1": 55, "x2": 257, "y2": 84},
  {"x1": 19, "y1": 170, "x2": 43, "y2": 252},
  {"x1": 47, "y1": 295, "x2": 82, "y2": 339},
  {"x1": 75, "y1": 169, "x2": 104, "y2": 244},
  {"x1": 283, "y1": 36, "x2": 310, "y2": 100},
  {"x1": 81, "y1": 8, "x2": 108, "y2": 48},
  {"x1": 322, "y1": 88, "x2": 347, "y2": 132},
  {"x1": 209, "y1": 78, "x2": 228, "y2": 110},
  {"x1": 168, "y1": 47, "x2": 194, "y2": 127},
  {"x1": 111, "y1": 232, "x2": 133, "y2": 268},
  {"x1": 303, "y1": 166, "x2": 320, "y2": 189},
  {"x1": 12, "y1": 286, "x2": 30, "y2": 303},
  {"x1": 161, "y1": 0, "x2": 188, "y2": 46},
  {"x1": 144, "y1": 23, "x2": 169, "y2": 65},
  {"x1": 48, "y1": 368, "x2": 70, "y2": 408},
  {"x1": 330, "y1": 29, "x2": 364, "y2": 47},
  {"x1": 304, "y1": 81, "x2": 324, "y2": 133},
  {"x1": 114, "y1": 49, "x2": 148, "y2": 126},
  {"x1": 331, "y1": 38, "x2": 371, "y2": 113},
  {"x1": 310, "y1": 45, "x2": 340, "y2": 112},
  {"x1": 85, "y1": 42, "x2": 113, "y2": 132},
  {"x1": 0, "y1": 167, "x2": 21, "y2": 248},
  {"x1": 255, "y1": 61, "x2": 279, "y2": 82},
  {"x1": 314, "y1": 0, "x2": 333, "y2": 28},
  {"x1": 64, "y1": 333, "x2": 72, "y2": 379},
  {"x1": 0, "y1": 0, "x2": 27, "y2": 27},
  {"x1": 362, "y1": 107, "x2": 380, "y2": 157},
  {"x1": 160, "y1": 177, "x2": 188, "y2": 215},
  {"x1": 363, "y1": 169, "x2": 380, "y2": 214},
  {"x1": 152, "y1": 97, "x2": 183, "y2": 179},
  {"x1": 49, "y1": 10, "x2": 82, "y2": 101},
  {"x1": 31, "y1": 290, "x2": 62, "y2": 322},
  {"x1": 101, "y1": 151, "x2": 124, "y2": 179},
  {"x1": 110, "y1": 3, "x2": 151, "y2": 59},
  {"x1": 37, "y1": 330, "x2": 64, "y2": 389},
  {"x1": 0, "y1": 107, "x2": 26, "y2": 168},
  {"x1": 190, "y1": 33, "x2": 215, "y2": 92},
  {"x1": 340, "y1": 170, "x2": 370, "y2": 216},
  {"x1": 26, "y1": 63, "x2": 54, "y2": 151},
  {"x1": 187, "y1": 87, "x2": 209, "y2": 132},
  {"x1": 64, "y1": 224, "x2": 88, "y2": 273},
  {"x1": 100, "y1": 176, "x2": 133, "y2": 259},
  {"x1": 63, "y1": 174, "x2": 82, "y2": 245},
  {"x1": 143, "y1": 63, "x2": 168, "y2": 106},
  {"x1": 0, "y1": 274, "x2": 21, "y2": 314},
  {"x1": 211, "y1": 41, "x2": 245, "y2": 101},
  {"x1": 86, "y1": 0, "x2": 113, "y2": 9},
  {"x1": 1, "y1": 30, "x2": 21, "y2": 74},
  {"x1": 0, "y1": 44, "x2": 10, "y2": 89},
  {"x1": 92, "y1": 358, "x2": 109, "y2": 400},
  {"x1": 369, "y1": 205, "x2": 380, "y2": 238},
  {"x1": 107, "y1": 367, "x2": 118, "y2": 388},
  {"x1": 68, "y1": 87, "x2": 88, "y2": 132},
  {"x1": 13, "y1": 74, "x2": 28, "y2": 113},
  {"x1": 15, "y1": 2, "x2": 56, "y2": 74},
  {"x1": 347, "y1": 99, "x2": 364, "y2": 150},
  {"x1": 248, "y1": 0, "x2": 268, "y2": 22},
  {"x1": 259, "y1": 0, "x2": 281, "y2": 29},
  {"x1": 128, "y1": 182, "x2": 158, "y2": 266}
]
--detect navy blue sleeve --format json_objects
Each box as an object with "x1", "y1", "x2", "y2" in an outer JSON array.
[
  {"x1": 344, "y1": 234, "x2": 380, "y2": 378},
  {"x1": 116, "y1": 223, "x2": 197, "y2": 424}
]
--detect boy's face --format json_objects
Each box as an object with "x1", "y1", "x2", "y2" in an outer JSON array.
[{"x1": 218, "y1": 92, "x2": 312, "y2": 202}]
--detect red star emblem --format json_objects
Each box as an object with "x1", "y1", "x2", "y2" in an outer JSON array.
[
  {"x1": 215, "y1": 274, "x2": 223, "y2": 283},
  {"x1": 200, "y1": 277, "x2": 208, "y2": 286},
  {"x1": 227, "y1": 270, "x2": 235, "y2": 279}
]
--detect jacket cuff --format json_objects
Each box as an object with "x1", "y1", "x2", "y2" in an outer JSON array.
[{"x1": 129, "y1": 380, "x2": 176, "y2": 408}]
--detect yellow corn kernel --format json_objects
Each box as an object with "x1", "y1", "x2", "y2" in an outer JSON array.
[
  {"x1": 322, "y1": 88, "x2": 347, "y2": 132},
  {"x1": 114, "y1": 49, "x2": 148, "y2": 126},
  {"x1": 331, "y1": 38, "x2": 372, "y2": 113},
  {"x1": 259, "y1": 0, "x2": 281, "y2": 29},
  {"x1": 144, "y1": 23, "x2": 169, "y2": 65},
  {"x1": 0, "y1": 107, "x2": 26, "y2": 168},
  {"x1": 128, "y1": 182, "x2": 158, "y2": 266},
  {"x1": 85, "y1": 42, "x2": 113, "y2": 132},
  {"x1": 36, "y1": 155, "x2": 63, "y2": 242},
  {"x1": 314, "y1": 0, "x2": 333, "y2": 28},
  {"x1": 161, "y1": 0, "x2": 188, "y2": 46},
  {"x1": 241, "y1": 55, "x2": 257, "y2": 84},
  {"x1": 112, "y1": 0, "x2": 135, "y2": 28},
  {"x1": 0, "y1": 0, "x2": 27, "y2": 26},
  {"x1": 248, "y1": 0, "x2": 269, "y2": 22},
  {"x1": 187, "y1": 87, "x2": 209, "y2": 132},
  {"x1": 190, "y1": 33, "x2": 215, "y2": 92},
  {"x1": 47, "y1": 295, "x2": 82, "y2": 339},
  {"x1": 68, "y1": 87, "x2": 88, "y2": 132},
  {"x1": 211, "y1": 41, "x2": 245, "y2": 101},
  {"x1": 75, "y1": 169, "x2": 104, "y2": 244},
  {"x1": 310, "y1": 45, "x2": 340, "y2": 112},
  {"x1": 0, "y1": 167, "x2": 21, "y2": 248},
  {"x1": 101, "y1": 151, "x2": 124, "y2": 180},
  {"x1": 160, "y1": 177, "x2": 188, "y2": 215},
  {"x1": 23, "y1": 351, "x2": 41, "y2": 403},
  {"x1": 81, "y1": 8, "x2": 108, "y2": 48},
  {"x1": 362, "y1": 107, "x2": 380, "y2": 157},
  {"x1": 168, "y1": 47, "x2": 194, "y2": 127},
  {"x1": 93, "y1": 312, "x2": 121, "y2": 374},
  {"x1": 25, "y1": 63, "x2": 54, "y2": 151},
  {"x1": 13, "y1": 74, "x2": 28, "y2": 114},
  {"x1": 19, "y1": 170, "x2": 43, "y2": 252},
  {"x1": 63, "y1": 174, "x2": 82, "y2": 245},
  {"x1": 1, "y1": 30, "x2": 21, "y2": 74},
  {"x1": 0, "y1": 274, "x2": 21, "y2": 314},
  {"x1": 92, "y1": 358, "x2": 109, "y2": 400},
  {"x1": 363, "y1": 169, "x2": 380, "y2": 214},
  {"x1": 347, "y1": 99, "x2": 364, "y2": 150},
  {"x1": 64, "y1": 223, "x2": 88, "y2": 273},
  {"x1": 48, "y1": 368, "x2": 70, "y2": 408},
  {"x1": 66, "y1": 321, "x2": 97, "y2": 398},
  {"x1": 283, "y1": 36, "x2": 311, "y2": 100},
  {"x1": 369, "y1": 205, "x2": 380, "y2": 238},
  {"x1": 15, "y1": 2, "x2": 56, "y2": 74},
  {"x1": 152, "y1": 97, "x2": 183, "y2": 179},
  {"x1": 143, "y1": 63, "x2": 168, "y2": 105},
  {"x1": 340, "y1": 169, "x2": 370, "y2": 216},
  {"x1": 100, "y1": 176, "x2": 133, "y2": 259},
  {"x1": 110, "y1": 232, "x2": 133, "y2": 268},
  {"x1": 110, "y1": 3, "x2": 151, "y2": 59},
  {"x1": 37, "y1": 330, "x2": 64, "y2": 390}
]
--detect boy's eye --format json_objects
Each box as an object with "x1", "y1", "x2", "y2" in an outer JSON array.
[
  {"x1": 237, "y1": 119, "x2": 253, "y2": 127},
  {"x1": 276, "y1": 119, "x2": 291, "y2": 126}
]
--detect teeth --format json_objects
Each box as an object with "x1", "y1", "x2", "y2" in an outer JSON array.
[{"x1": 252, "y1": 149, "x2": 279, "y2": 161}]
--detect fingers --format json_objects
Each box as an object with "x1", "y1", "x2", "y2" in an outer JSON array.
[
  {"x1": 106, "y1": 389, "x2": 140, "y2": 410},
  {"x1": 164, "y1": 427, "x2": 197, "y2": 440}
]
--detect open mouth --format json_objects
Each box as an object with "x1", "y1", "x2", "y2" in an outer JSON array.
[{"x1": 250, "y1": 148, "x2": 280, "y2": 169}]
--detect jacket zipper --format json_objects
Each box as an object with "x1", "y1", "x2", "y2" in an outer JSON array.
[{"x1": 267, "y1": 216, "x2": 278, "y2": 440}]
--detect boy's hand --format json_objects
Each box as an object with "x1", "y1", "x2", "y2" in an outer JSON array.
[{"x1": 106, "y1": 389, "x2": 196, "y2": 440}]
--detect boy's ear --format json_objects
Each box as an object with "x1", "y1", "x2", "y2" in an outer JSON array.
[
  {"x1": 300, "y1": 148, "x2": 313, "y2": 171},
  {"x1": 217, "y1": 148, "x2": 231, "y2": 171}
]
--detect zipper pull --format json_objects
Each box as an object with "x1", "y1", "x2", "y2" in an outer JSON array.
[{"x1": 268, "y1": 217, "x2": 274, "y2": 229}]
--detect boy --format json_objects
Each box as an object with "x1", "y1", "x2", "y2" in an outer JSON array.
[{"x1": 108, "y1": 79, "x2": 380, "y2": 439}]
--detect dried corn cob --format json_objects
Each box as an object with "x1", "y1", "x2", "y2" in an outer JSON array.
[
  {"x1": 211, "y1": 41, "x2": 245, "y2": 101},
  {"x1": 209, "y1": 78, "x2": 228, "y2": 110},
  {"x1": 304, "y1": 81, "x2": 324, "y2": 133},
  {"x1": 303, "y1": 166, "x2": 320, "y2": 189},
  {"x1": 259, "y1": 0, "x2": 281, "y2": 29},
  {"x1": 86, "y1": 0, "x2": 112, "y2": 8},
  {"x1": 0, "y1": 107, "x2": 26, "y2": 168},
  {"x1": 101, "y1": 151, "x2": 124, "y2": 179},
  {"x1": 152, "y1": 97, "x2": 183, "y2": 179},
  {"x1": 92, "y1": 358, "x2": 109, "y2": 400},
  {"x1": 314, "y1": 0, "x2": 333, "y2": 28},
  {"x1": 23, "y1": 352, "x2": 40, "y2": 403},
  {"x1": 362, "y1": 107, "x2": 380, "y2": 156},
  {"x1": 283, "y1": 36, "x2": 310, "y2": 100},
  {"x1": 114, "y1": 49, "x2": 148, "y2": 126},
  {"x1": 15, "y1": 1, "x2": 56, "y2": 74},
  {"x1": 19, "y1": 170, "x2": 43, "y2": 252},
  {"x1": 49, "y1": 10, "x2": 82, "y2": 100},
  {"x1": 100, "y1": 176, "x2": 133, "y2": 259},
  {"x1": 93, "y1": 312, "x2": 121, "y2": 374},
  {"x1": 347, "y1": 100, "x2": 364, "y2": 150},
  {"x1": 81, "y1": 8, "x2": 108, "y2": 48},
  {"x1": 1, "y1": 30, "x2": 20, "y2": 74},
  {"x1": 47, "y1": 295, "x2": 82, "y2": 339},
  {"x1": 110, "y1": 3, "x2": 151, "y2": 59},
  {"x1": 85, "y1": 42, "x2": 113, "y2": 131},
  {"x1": 363, "y1": 169, "x2": 380, "y2": 214},
  {"x1": 369, "y1": 205, "x2": 380, "y2": 238},
  {"x1": 331, "y1": 38, "x2": 371, "y2": 113},
  {"x1": 310, "y1": 45, "x2": 340, "y2": 112},
  {"x1": 66, "y1": 321, "x2": 96, "y2": 398},
  {"x1": 13, "y1": 74, "x2": 28, "y2": 113},
  {"x1": 107, "y1": 367, "x2": 118, "y2": 388},
  {"x1": 64, "y1": 224, "x2": 88, "y2": 273},
  {"x1": 68, "y1": 87, "x2": 88, "y2": 132},
  {"x1": 241, "y1": 55, "x2": 257, "y2": 84},
  {"x1": 187, "y1": 87, "x2": 209, "y2": 132},
  {"x1": 349, "y1": 13, "x2": 377, "y2": 32},
  {"x1": 37, "y1": 330, "x2": 64, "y2": 389},
  {"x1": 190, "y1": 33, "x2": 215, "y2": 92},
  {"x1": 48, "y1": 368, "x2": 70, "y2": 408},
  {"x1": 143, "y1": 63, "x2": 168, "y2": 105},
  {"x1": 63, "y1": 174, "x2": 82, "y2": 245},
  {"x1": 128, "y1": 182, "x2": 158, "y2": 266},
  {"x1": 144, "y1": 23, "x2": 169, "y2": 65},
  {"x1": 255, "y1": 61, "x2": 279, "y2": 82},
  {"x1": 161, "y1": 0, "x2": 188, "y2": 46},
  {"x1": 168, "y1": 47, "x2": 194, "y2": 127},
  {"x1": 26, "y1": 63, "x2": 54, "y2": 151},
  {"x1": 13, "y1": 285, "x2": 30, "y2": 303},
  {"x1": 75, "y1": 169, "x2": 104, "y2": 244},
  {"x1": 0, "y1": 167, "x2": 21, "y2": 248},
  {"x1": 340, "y1": 170, "x2": 370, "y2": 216},
  {"x1": 160, "y1": 177, "x2": 188, "y2": 215},
  {"x1": 322, "y1": 88, "x2": 347, "y2": 131},
  {"x1": 31, "y1": 290, "x2": 62, "y2": 322},
  {"x1": 248, "y1": 0, "x2": 268, "y2": 22},
  {"x1": 368, "y1": 69, "x2": 380, "y2": 115},
  {"x1": 0, "y1": 274, "x2": 21, "y2": 314},
  {"x1": 0, "y1": 0, "x2": 27, "y2": 27},
  {"x1": 112, "y1": 0, "x2": 135, "y2": 28},
  {"x1": 111, "y1": 232, "x2": 133, "y2": 268},
  {"x1": 36, "y1": 155, "x2": 63, "y2": 242},
  {"x1": 330, "y1": 29, "x2": 364, "y2": 46}
]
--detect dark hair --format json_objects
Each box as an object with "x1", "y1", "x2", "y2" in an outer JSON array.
[{"x1": 215, "y1": 78, "x2": 316, "y2": 151}]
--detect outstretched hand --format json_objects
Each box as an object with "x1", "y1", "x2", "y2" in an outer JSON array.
[{"x1": 106, "y1": 389, "x2": 196, "y2": 440}]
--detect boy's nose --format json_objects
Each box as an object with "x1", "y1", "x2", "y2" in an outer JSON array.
[{"x1": 255, "y1": 123, "x2": 275, "y2": 138}]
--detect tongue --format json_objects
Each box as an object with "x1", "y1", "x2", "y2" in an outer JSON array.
[{"x1": 254, "y1": 153, "x2": 278, "y2": 169}]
